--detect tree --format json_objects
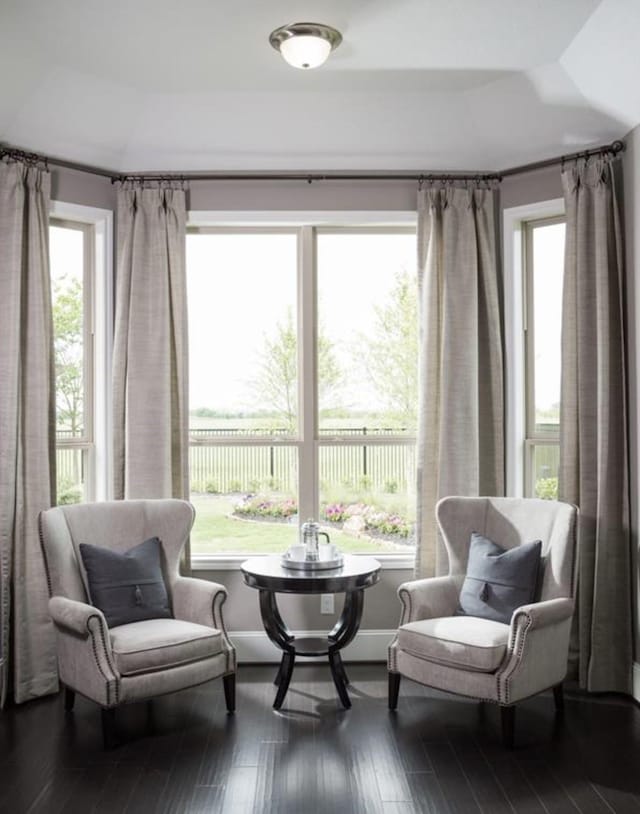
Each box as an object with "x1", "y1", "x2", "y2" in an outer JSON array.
[
  {"x1": 357, "y1": 269, "x2": 419, "y2": 429},
  {"x1": 52, "y1": 275, "x2": 84, "y2": 435},
  {"x1": 253, "y1": 307, "x2": 342, "y2": 431}
]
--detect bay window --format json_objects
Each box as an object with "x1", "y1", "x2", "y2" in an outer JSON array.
[{"x1": 187, "y1": 222, "x2": 417, "y2": 557}]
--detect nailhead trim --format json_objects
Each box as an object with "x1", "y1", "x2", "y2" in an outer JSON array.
[
  {"x1": 212, "y1": 588, "x2": 236, "y2": 675},
  {"x1": 498, "y1": 611, "x2": 533, "y2": 705},
  {"x1": 398, "y1": 587, "x2": 413, "y2": 626},
  {"x1": 87, "y1": 615, "x2": 119, "y2": 706}
]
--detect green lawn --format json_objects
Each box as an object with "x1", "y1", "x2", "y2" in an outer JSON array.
[{"x1": 190, "y1": 494, "x2": 408, "y2": 555}]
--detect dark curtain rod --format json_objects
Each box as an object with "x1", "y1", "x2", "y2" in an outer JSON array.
[{"x1": 0, "y1": 140, "x2": 625, "y2": 184}]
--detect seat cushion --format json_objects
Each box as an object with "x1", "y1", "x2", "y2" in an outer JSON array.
[
  {"x1": 398, "y1": 616, "x2": 510, "y2": 673},
  {"x1": 110, "y1": 618, "x2": 222, "y2": 676}
]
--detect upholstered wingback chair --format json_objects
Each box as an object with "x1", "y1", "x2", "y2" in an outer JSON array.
[
  {"x1": 388, "y1": 497, "x2": 577, "y2": 746},
  {"x1": 39, "y1": 499, "x2": 236, "y2": 747}
]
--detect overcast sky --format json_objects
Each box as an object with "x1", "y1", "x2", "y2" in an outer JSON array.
[{"x1": 187, "y1": 232, "x2": 416, "y2": 416}]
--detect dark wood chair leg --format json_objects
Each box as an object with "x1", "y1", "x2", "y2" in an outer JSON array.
[
  {"x1": 501, "y1": 705, "x2": 515, "y2": 749},
  {"x1": 64, "y1": 687, "x2": 75, "y2": 711},
  {"x1": 101, "y1": 708, "x2": 118, "y2": 750},
  {"x1": 223, "y1": 673, "x2": 236, "y2": 713},
  {"x1": 388, "y1": 672, "x2": 401, "y2": 710},
  {"x1": 553, "y1": 683, "x2": 564, "y2": 713}
]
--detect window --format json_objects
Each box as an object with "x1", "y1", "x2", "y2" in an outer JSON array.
[
  {"x1": 50, "y1": 219, "x2": 94, "y2": 504},
  {"x1": 49, "y1": 203, "x2": 111, "y2": 505},
  {"x1": 523, "y1": 216, "x2": 565, "y2": 499},
  {"x1": 187, "y1": 223, "x2": 417, "y2": 556}
]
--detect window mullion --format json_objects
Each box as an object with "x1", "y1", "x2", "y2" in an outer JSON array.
[{"x1": 298, "y1": 225, "x2": 318, "y2": 523}]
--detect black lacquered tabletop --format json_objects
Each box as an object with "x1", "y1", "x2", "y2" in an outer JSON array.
[{"x1": 241, "y1": 554, "x2": 381, "y2": 594}]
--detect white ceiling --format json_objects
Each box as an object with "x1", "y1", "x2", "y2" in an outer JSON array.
[{"x1": 1, "y1": 0, "x2": 638, "y2": 172}]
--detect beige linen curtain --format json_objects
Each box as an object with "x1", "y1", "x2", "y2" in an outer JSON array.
[
  {"x1": 0, "y1": 158, "x2": 58, "y2": 705},
  {"x1": 112, "y1": 182, "x2": 189, "y2": 511},
  {"x1": 415, "y1": 183, "x2": 504, "y2": 577},
  {"x1": 559, "y1": 157, "x2": 632, "y2": 693}
]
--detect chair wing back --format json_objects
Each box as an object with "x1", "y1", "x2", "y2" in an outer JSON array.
[
  {"x1": 436, "y1": 497, "x2": 577, "y2": 600},
  {"x1": 40, "y1": 499, "x2": 195, "y2": 601}
]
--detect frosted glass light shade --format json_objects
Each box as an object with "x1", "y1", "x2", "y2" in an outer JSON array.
[
  {"x1": 280, "y1": 35, "x2": 332, "y2": 69},
  {"x1": 269, "y1": 23, "x2": 342, "y2": 71}
]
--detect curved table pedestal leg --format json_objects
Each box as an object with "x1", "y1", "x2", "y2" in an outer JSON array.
[
  {"x1": 328, "y1": 650, "x2": 351, "y2": 709},
  {"x1": 272, "y1": 651, "x2": 295, "y2": 710},
  {"x1": 327, "y1": 590, "x2": 364, "y2": 708},
  {"x1": 259, "y1": 587, "x2": 365, "y2": 710},
  {"x1": 259, "y1": 590, "x2": 296, "y2": 708}
]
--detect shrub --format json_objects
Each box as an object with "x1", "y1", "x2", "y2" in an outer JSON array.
[
  {"x1": 535, "y1": 477, "x2": 558, "y2": 500},
  {"x1": 384, "y1": 480, "x2": 398, "y2": 494},
  {"x1": 204, "y1": 480, "x2": 220, "y2": 494},
  {"x1": 58, "y1": 485, "x2": 82, "y2": 505},
  {"x1": 229, "y1": 480, "x2": 243, "y2": 493}
]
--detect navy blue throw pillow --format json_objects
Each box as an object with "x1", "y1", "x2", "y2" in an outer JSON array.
[
  {"x1": 457, "y1": 532, "x2": 542, "y2": 624},
  {"x1": 79, "y1": 537, "x2": 172, "y2": 628}
]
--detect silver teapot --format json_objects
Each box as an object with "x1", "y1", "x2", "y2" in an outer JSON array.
[{"x1": 300, "y1": 519, "x2": 330, "y2": 561}]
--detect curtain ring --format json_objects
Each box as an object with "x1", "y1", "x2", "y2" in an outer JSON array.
[{"x1": 418, "y1": 174, "x2": 424, "y2": 191}]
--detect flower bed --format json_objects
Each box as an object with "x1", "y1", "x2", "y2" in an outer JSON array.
[
  {"x1": 233, "y1": 495, "x2": 297, "y2": 522},
  {"x1": 321, "y1": 502, "x2": 412, "y2": 540},
  {"x1": 233, "y1": 495, "x2": 413, "y2": 542}
]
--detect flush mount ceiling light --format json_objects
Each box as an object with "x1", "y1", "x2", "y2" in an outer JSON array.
[{"x1": 269, "y1": 22, "x2": 342, "y2": 70}]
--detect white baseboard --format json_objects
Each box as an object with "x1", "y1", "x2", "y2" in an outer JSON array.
[
  {"x1": 633, "y1": 661, "x2": 640, "y2": 703},
  {"x1": 229, "y1": 629, "x2": 394, "y2": 664}
]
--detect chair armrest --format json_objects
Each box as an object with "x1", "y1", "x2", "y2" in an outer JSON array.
[
  {"x1": 498, "y1": 597, "x2": 574, "y2": 705},
  {"x1": 48, "y1": 596, "x2": 120, "y2": 707},
  {"x1": 172, "y1": 577, "x2": 236, "y2": 674},
  {"x1": 49, "y1": 596, "x2": 109, "y2": 637},
  {"x1": 397, "y1": 576, "x2": 460, "y2": 625},
  {"x1": 510, "y1": 597, "x2": 574, "y2": 632},
  {"x1": 172, "y1": 576, "x2": 227, "y2": 628}
]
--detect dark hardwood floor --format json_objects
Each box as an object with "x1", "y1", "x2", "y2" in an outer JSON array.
[{"x1": 1, "y1": 664, "x2": 639, "y2": 813}]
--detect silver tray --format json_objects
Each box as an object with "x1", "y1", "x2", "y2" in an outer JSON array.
[{"x1": 281, "y1": 553, "x2": 344, "y2": 571}]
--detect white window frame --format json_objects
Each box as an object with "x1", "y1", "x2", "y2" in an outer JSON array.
[
  {"x1": 187, "y1": 211, "x2": 417, "y2": 571},
  {"x1": 50, "y1": 201, "x2": 113, "y2": 502},
  {"x1": 503, "y1": 199, "x2": 564, "y2": 498}
]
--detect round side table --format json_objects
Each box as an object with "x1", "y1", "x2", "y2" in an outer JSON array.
[{"x1": 241, "y1": 554, "x2": 381, "y2": 709}]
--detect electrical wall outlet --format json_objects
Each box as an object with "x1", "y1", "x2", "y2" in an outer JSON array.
[{"x1": 320, "y1": 594, "x2": 334, "y2": 615}]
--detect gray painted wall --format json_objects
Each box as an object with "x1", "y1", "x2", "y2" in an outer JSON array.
[
  {"x1": 51, "y1": 166, "x2": 115, "y2": 211},
  {"x1": 188, "y1": 179, "x2": 417, "y2": 213},
  {"x1": 501, "y1": 165, "x2": 561, "y2": 209}
]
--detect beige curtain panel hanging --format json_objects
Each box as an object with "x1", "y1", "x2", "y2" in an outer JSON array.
[
  {"x1": 415, "y1": 183, "x2": 505, "y2": 578},
  {"x1": 559, "y1": 156, "x2": 633, "y2": 694},
  {"x1": 112, "y1": 181, "x2": 190, "y2": 521},
  {"x1": 0, "y1": 158, "x2": 58, "y2": 705}
]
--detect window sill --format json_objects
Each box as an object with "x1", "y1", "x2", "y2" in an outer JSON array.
[{"x1": 191, "y1": 552, "x2": 416, "y2": 571}]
